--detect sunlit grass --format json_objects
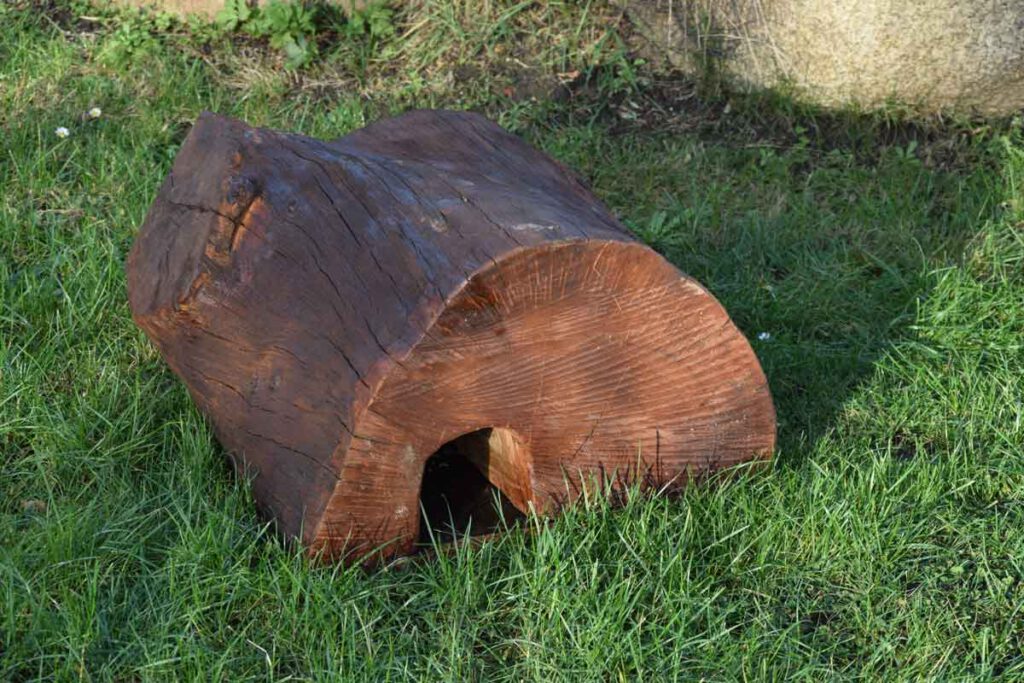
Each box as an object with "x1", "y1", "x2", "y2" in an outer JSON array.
[{"x1": 2, "y1": 3, "x2": 1024, "y2": 679}]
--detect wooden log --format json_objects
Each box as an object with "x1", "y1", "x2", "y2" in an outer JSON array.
[{"x1": 126, "y1": 109, "x2": 775, "y2": 562}]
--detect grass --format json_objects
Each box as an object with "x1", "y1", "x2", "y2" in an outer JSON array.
[{"x1": 3, "y1": 1, "x2": 1024, "y2": 679}]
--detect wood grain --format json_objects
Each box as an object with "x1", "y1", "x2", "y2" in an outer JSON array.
[{"x1": 126, "y1": 109, "x2": 776, "y2": 563}]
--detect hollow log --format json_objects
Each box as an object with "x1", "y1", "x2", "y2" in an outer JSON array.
[{"x1": 126, "y1": 109, "x2": 775, "y2": 562}]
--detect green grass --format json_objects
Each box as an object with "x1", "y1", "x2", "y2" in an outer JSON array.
[{"x1": 3, "y1": 2, "x2": 1024, "y2": 680}]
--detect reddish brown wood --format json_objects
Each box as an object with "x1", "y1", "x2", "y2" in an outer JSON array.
[{"x1": 126, "y1": 109, "x2": 775, "y2": 563}]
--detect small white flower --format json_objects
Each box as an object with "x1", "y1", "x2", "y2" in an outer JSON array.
[
  {"x1": 757, "y1": 331, "x2": 772, "y2": 341},
  {"x1": 55, "y1": 126, "x2": 70, "y2": 138},
  {"x1": 88, "y1": 107, "x2": 102, "y2": 119}
]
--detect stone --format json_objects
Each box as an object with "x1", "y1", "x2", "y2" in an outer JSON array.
[{"x1": 624, "y1": 0, "x2": 1024, "y2": 116}]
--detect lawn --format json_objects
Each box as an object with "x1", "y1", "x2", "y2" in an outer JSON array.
[{"x1": 2, "y1": 1, "x2": 1024, "y2": 680}]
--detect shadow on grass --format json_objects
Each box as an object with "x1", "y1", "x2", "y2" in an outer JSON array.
[{"x1": 527, "y1": 80, "x2": 1005, "y2": 462}]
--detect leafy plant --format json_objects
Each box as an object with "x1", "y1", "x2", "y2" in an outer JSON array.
[
  {"x1": 97, "y1": 16, "x2": 159, "y2": 69},
  {"x1": 257, "y1": 2, "x2": 318, "y2": 68},
  {"x1": 215, "y1": 0, "x2": 252, "y2": 32},
  {"x1": 216, "y1": 0, "x2": 320, "y2": 69},
  {"x1": 344, "y1": 1, "x2": 395, "y2": 40},
  {"x1": 210, "y1": 0, "x2": 396, "y2": 70}
]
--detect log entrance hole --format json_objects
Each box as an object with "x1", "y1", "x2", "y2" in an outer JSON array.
[{"x1": 417, "y1": 428, "x2": 528, "y2": 545}]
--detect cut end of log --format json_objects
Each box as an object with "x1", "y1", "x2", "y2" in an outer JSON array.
[
  {"x1": 313, "y1": 238, "x2": 774, "y2": 561},
  {"x1": 125, "y1": 109, "x2": 775, "y2": 565}
]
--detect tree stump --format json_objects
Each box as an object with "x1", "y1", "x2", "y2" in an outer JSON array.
[{"x1": 126, "y1": 110, "x2": 775, "y2": 563}]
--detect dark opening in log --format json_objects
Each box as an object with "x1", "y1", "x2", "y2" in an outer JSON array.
[
  {"x1": 126, "y1": 109, "x2": 776, "y2": 564},
  {"x1": 417, "y1": 428, "x2": 527, "y2": 545}
]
